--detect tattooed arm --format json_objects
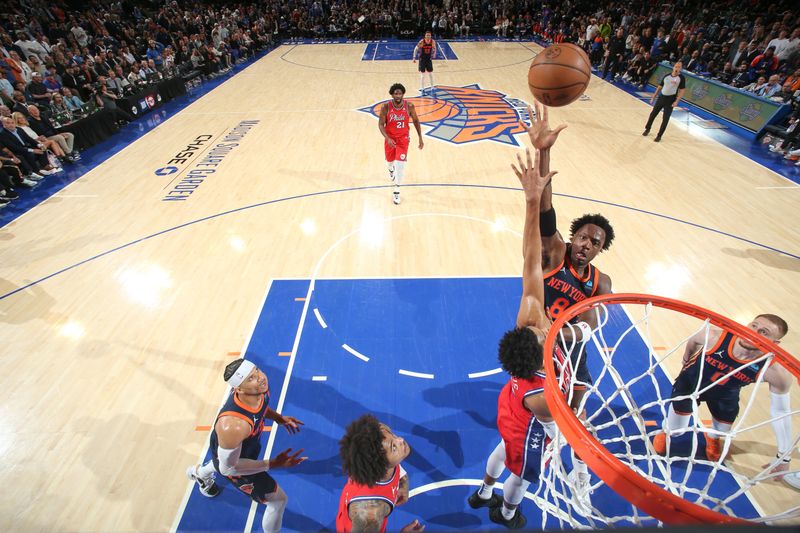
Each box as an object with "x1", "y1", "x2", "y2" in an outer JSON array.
[{"x1": 349, "y1": 499, "x2": 391, "y2": 533}]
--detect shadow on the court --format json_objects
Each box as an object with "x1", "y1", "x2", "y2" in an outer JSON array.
[
  {"x1": 0, "y1": 279, "x2": 58, "y2": 324},
  {"x1": 76, "y1": 413, "x2": 200, "y2": 530},
  {"x1": 720, "y1": 247, "x2": 800, "y2": 272},
  {"x1": 273, "y1": 370, "x2": 457, "y2": 481},
  {"x1": 0, "y1": 230, "x2": 122, "y2": 269},
  {"x1": 282, "y1": 509, "x2": 330, "y2": 532},
  {"x1": 422, "y1": 380, "x2": 503, "y2": 430}
]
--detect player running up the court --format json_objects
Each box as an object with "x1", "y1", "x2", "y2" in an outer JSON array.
[
  {"x1": 413, "y1": 31, "x2": 436, "y2": 94},
  {"x1": 186, "y1": 359, "x2": 306, "y2": 533},
  {"x1": 524, "y1": 101, "x2": 614, "y2": 497},
  {"x1": 652, "y1": 315, "x2": 794, "y2": 474},
  {"x1": 378, "y1": 83, "x2": 423, "y2": 205},
  {"x1": 336, "y1": 414, "x2": 425, "y2": 533},
  {"x1": 467, "y1": 147, "x2": 561, "y2": 529}
]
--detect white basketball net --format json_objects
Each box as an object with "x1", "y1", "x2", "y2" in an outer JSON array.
[{"x1": 532, "y1": 300, "x2": 800, "y2": 527}]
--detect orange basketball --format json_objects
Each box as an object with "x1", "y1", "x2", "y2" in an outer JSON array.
[{"x1": 528, "y1": 44, "x2": 591, "y2": 107}]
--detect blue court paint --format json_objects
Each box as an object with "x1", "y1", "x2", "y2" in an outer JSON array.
[
  {"x1": 362, "y1": 41, "x2": 458, "y2": 61},
  {"x1": 177, "y1": 279, "x2": 310, "y2": 532},
  {"x1": 176, "y1": 278, "x2": 758, "y2": 531}
]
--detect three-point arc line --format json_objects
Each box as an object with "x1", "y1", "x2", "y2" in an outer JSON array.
[
  {"x1": 314, "y1": 308, "x2": 327, "y2": 329},
  {"x1": 342, "y1": 344, "x2": 369, "y2": 362},
  {"x1": 398, "y1": 369, "x2": 435, "y2": 379},
  {"x1": 468, "y1": 368, "x2": 503, "y2": 379}
]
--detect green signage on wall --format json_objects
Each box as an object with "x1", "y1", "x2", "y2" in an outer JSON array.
[{"x1": 648, "y1": 64, "x2": 785, "y2": 132}]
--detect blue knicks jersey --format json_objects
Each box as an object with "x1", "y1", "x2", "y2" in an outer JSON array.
[
  {"x1": 543, "y1": 247, "x2": 600, "y2": 322},
  {"x1": 210, "y1": 390, "x2": 271, "y2": 463},
  {"x1": 682, "y1": 332, "x2": 764, "y2": 396}
]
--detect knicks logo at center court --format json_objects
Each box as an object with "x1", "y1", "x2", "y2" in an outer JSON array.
[{"x1": 359, "y1": 84, "x2": 532, "y2": 146}]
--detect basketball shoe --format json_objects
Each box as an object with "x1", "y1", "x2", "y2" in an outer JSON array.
[
  {"x1": 467, "y1": 489, "x2": 502, "y2": 509},
  {"x1": 186, "y1": 465, "x2": 221, "y2": 498},
  {"x1": 489, "y1": 505, "x2": 527, "y2": 529},
  {"x1": 705, "y1": 436, "x2": 722, "y2": 462},
  {"x1": 393, "y1": 188, "x2": 401, "y2": 205},
  {"x1": 785, "y1": 471, "x2": 800, "y2": 489}
]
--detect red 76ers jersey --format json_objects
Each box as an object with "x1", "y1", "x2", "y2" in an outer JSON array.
[
  {"x1": 384, "y1": 101, "x2": 410, "y2": 139},
  {"x1": 336, "y1": 465, "x2": 402, "y2": 533}
]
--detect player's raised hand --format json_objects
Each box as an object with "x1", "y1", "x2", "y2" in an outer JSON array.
[
  {"x1": 512, "y1": 148, "x2": 557, "y2": 202},
  {"x1": 279, "y1": 415, "x2": 304, "y2": 434},
  {"x1": 269, "y1": 448, "x2": 307, "y2": 469},
  {"x1": 522, "y1": 102, "x2": 567, "y2": 150},
  {"x1": 400, "y1": 519, "x2": 425, "y2": 532}
]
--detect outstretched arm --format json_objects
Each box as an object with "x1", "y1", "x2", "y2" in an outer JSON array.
[
  {"x1": 521, "y1": 102, "x2": 567, "y2": 270},
  {"x1": 512, "y1": 148, "x2": 556, "y2": 329},
  {"x1": 265, "y1": 407, "x2": 304, "y2": 434},
  {"x1": 216, "y1": 417, "x2": 306, "y2": 476}
]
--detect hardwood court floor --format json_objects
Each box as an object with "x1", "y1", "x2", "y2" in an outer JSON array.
[{"x1": 0, "y1": 41, "x2": 798, "y2": 531}]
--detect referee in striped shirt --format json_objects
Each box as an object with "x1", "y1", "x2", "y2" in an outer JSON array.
[{"x1": 643, "y1": 61, "x2": 686, "y2": 142}]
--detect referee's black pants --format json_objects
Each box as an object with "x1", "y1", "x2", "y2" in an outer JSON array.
[{"x1": 645, "y1": 94, "x2": 677, "y2": 138}]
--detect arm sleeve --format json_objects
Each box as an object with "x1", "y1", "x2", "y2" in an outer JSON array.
[
  {"x1": 770, "y1": 392, "x2": 793, "y2": 457},
  {"x1": 217, "y1": 444, "x2": 269, "y2": 476}
]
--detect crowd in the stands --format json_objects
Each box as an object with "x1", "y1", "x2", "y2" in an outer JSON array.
[{"x1": 1, "y1": 0, "x2": 799, "y2": 206}]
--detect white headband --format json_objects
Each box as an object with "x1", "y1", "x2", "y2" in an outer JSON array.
[{"x1": 227, "y1": 360, "x2": 256, "y2": 388}]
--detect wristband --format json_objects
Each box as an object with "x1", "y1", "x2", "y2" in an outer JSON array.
[{"x1": 576, "y1": 321, "x2": 592, "y2": 342}]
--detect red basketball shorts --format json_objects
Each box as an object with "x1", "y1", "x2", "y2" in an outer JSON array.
[{"x1": 384, "y1": 135, "x2": 409, "y2": 162}]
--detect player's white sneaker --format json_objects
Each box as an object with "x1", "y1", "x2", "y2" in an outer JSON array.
[
  {"x1": 785, "y1": 471, "x2": 800, "y2": 490},
  {"x1": 186, "y1": 465, "x2": 221, "y2": 498},
  {"x1": 567, "y1": 469, "x2": 593, "y2": 516},
  {"x1": 393, "y1": 189, "x2": 401, "y2": 205}
]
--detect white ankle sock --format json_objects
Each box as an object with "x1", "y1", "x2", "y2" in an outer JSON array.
[
  {"x1": 197, "y1": 461, "x2": 216, "y2": 479},
  {"x1": 501, "y1": 503, "x2": 515, "y2": 519}
]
